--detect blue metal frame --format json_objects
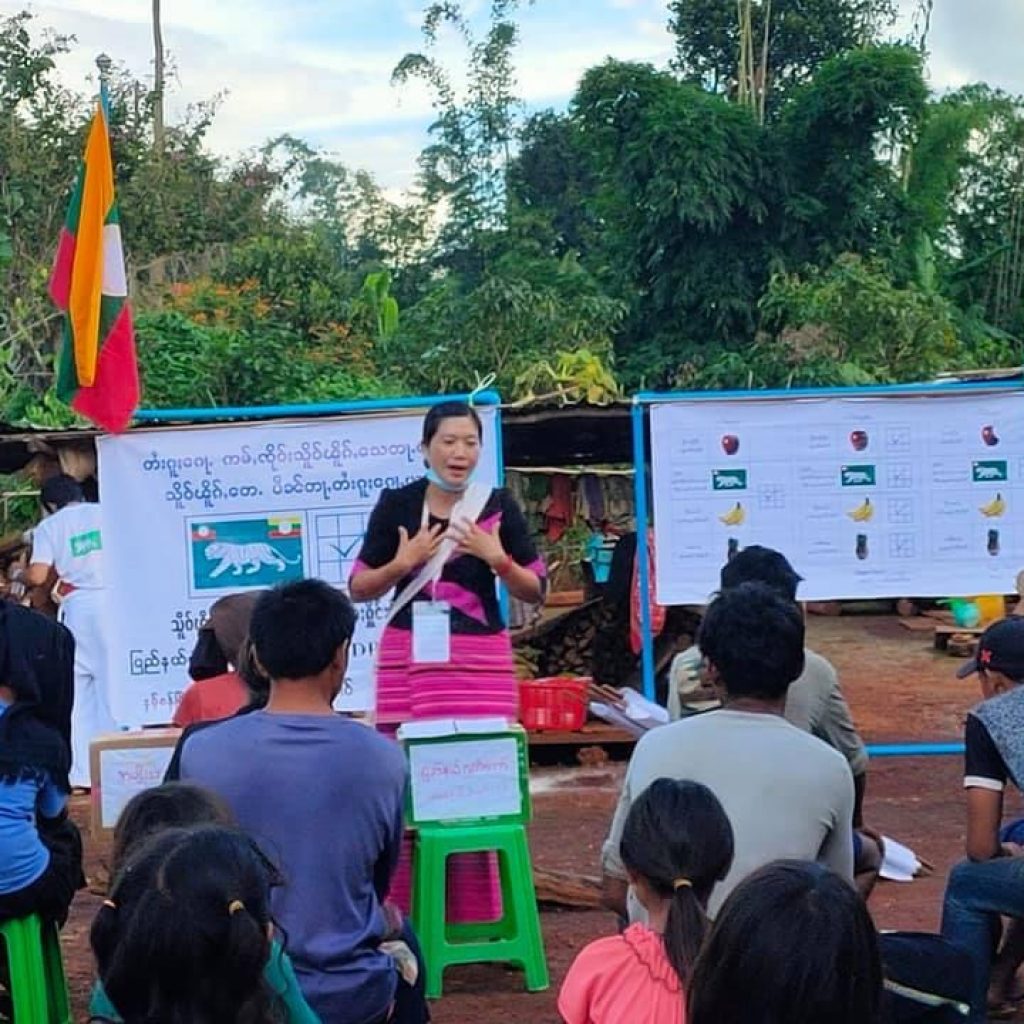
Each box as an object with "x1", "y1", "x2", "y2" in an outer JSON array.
[
  {"x1": 866, "y1": 742, "x2": 963, "y2": 758},
  {"x1": 631, "y1": 378, "x2": 1024, "y2": 704},
  {"x1": 134, "y1": 390, "x2": 503, "y2": 425},
  {"x1": 631, "y1": 399, "x2": 656, "y2": 701}
]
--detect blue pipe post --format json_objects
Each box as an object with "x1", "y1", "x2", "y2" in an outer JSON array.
[
  {"x1": 134, "y1": 389, "x2": 502, "y2": 425},
  {"x1": 634, "y1": 378, "x2": 1022, "y2": 406},
  {"x1": 631, "y1": 398, "x2": 656, "y2": 702},
  {"x1": 488, "y1": 397, "x2": 510, "y2": 622},
  {"x1": 866, "y1": 742, "x2": 964, "y2": 758}
]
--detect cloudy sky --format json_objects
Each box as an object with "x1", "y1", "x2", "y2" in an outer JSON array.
[{"x1": 3, "y1": 0, "x2": 1022, "y2": 192}]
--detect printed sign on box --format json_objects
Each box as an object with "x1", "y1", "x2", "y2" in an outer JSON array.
[
  {"x1": 90, "y1": 730, "x2": 179, "y2": 833},
  {"x1": 408, "y1": 737, "x2": 522, "y2": 823}
]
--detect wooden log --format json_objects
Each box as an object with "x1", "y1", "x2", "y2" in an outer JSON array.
[
  {"x1": 806, "y1": 600, "x2": 842, "y2": 617},
  {"x1": 534, "y1": 867, "x2": 604, "y2": 910}
]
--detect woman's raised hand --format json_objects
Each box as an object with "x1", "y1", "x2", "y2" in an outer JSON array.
[
  {"x1": 448, "y1": 517, "x2": 505, "y2": 569},
  {"x1": 395, "y1": 523, "x2": 444, "y2": 572}
]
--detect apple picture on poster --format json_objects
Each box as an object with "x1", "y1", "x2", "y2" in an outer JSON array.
[
  {"x1": 982, "y1": 425, "x2": 1000, "y2": 447},
  {"x1": 721, "y1": 434, "x2": 740, "y2": 456},
  {"x1": 850, "y1": 430, "x2": 869, "y2": 452}
]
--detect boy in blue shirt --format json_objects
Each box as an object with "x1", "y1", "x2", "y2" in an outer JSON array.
[{"x1": 180, "y1": 579, "x2": 426, "y2": 1024}]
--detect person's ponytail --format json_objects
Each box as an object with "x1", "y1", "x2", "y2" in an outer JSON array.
[
  {"x1": 662, "y1": 881, "x2": 709, "y2": 986},
  {"x1": 619, "y1": 779, "x2": 735, "y2": 989}
]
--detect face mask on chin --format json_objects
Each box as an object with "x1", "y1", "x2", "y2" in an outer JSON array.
[{"x1": 425, "y1": 467, "x2": 473, "y2": 493}]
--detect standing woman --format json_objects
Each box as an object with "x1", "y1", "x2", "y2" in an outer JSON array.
[{"x1": 350, "y1": 400, "x2": 545, "y2": 921}]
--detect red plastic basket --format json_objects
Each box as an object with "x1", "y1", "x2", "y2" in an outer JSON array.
[{"x1": 518, "y1": 677, "x2": 590, "y2": 732}]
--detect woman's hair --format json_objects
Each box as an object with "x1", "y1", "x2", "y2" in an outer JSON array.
[
  {"x1": 110, "y1": 782, "x2": 234, "y2": 877},
  {"x1": 619, "y1": 778, "x2": 734, "y2": 986},
  {"x1": 91, "y1": 825, "x2": 282, "y2": 1024},
  {"x1": 236, "y1": 637, "x2": 271, "y2": 707},
  {"x1": 688, "y1": 860, "x2": 885, "y2": 1024},
  {"x1": 421, "y1": 400, "x2": 483, "y2": 445},
  {"x1": 188, "y1": 592, "x2": 262, "y2": 681}
]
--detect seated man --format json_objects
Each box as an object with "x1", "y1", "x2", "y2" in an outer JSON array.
[
  {"x1": 178, "y1": 579, "x2": 422, "y2": 1024},
  {"x1": 667, "y1": 545, "x2": 880, "y2": 895},
  {"x1": 941, "y1": 617, "x2": 1024, "y2": 1024},
  {"x1": 603, "y1": 581, "x2": 854, "y2": 920}
]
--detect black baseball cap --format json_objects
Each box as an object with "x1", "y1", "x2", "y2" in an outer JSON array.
[{"x1": 957, "y1": 617, "x2": 1024, "y2": 682}]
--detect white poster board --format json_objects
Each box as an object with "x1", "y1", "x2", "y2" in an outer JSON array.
[
  {"x1": 407, "y1": 735, "x2": 522, "y2": 823},
  {"x1": 97, "y1": 407, "x2": 499, "y2": 724},
  {"x1": 650, "y1": 390, "x2": 1024, "y2": 603}
]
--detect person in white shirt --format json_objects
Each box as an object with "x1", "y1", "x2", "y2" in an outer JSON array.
[
  {"x1": 602, "y1": 581, "x2": 855, "y2": 921},
  {"x1": 14, "y1": 475, "x2": 113, "y2": 789}
]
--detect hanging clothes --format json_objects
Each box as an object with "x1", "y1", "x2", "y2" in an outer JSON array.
[
  {"x1": 580, "y1": 474, "x2": 605, "y2": 524},
  {"x1": 543, "y1": 474, "x2": 574, "y2": 542},
  {"x1": 630, "y1": 528, "x2": 666, "y2": 655}
]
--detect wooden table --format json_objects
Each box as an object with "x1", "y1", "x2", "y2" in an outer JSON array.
[
  {"x1": 525, "y1": 721, "x2": 637, "y2": 748},
  {"x1": 933, "y1": 624, "x2": 984, "y2": 652}
]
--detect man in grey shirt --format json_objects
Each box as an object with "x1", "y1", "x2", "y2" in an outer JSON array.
[
  {"x1": 667, "y1": 545, "x2": 880, "y2": 893},
  {"x1": 603, "y1": 581, "x2": 855, "y2": 919}
]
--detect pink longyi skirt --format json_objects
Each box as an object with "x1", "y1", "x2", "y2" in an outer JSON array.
[{"x1": 376, "y1": 626, "x2": 519, "y2": 924}]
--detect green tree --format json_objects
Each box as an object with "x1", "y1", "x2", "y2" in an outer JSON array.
[
  {"x1": 260, "y1": 135, "x2": 427, "y2": 276},
  {"x1": 388, "y1": 253, "x2": 624, "y2": 398},
  {"x1": 757, "y1": 253, "x2": 960, "y2": 385},
  {"x1": 777, "y1": 46, "x2": 928, "y2": 268},
  {"x1": 393, "y1": 0, "x2": 528, "y2": 277},
  {"x1": 568, "y1": 60, "x2": 777, "y2": 383},
  {"x1": 941, "y1": 87, "x2": 1024, "y2": 342},
  {"x1": 668, "y1": 0, "x2": 898, "y2": 116}
]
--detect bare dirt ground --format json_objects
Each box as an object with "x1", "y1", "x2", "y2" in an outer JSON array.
[{"x1": 62, "y1": 613, "x2": 1013, "y2": 1022}]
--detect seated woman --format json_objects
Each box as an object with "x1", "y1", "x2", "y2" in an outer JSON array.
[
  {"x1": 0, "y1": 603, "x2": 83, "y2": 927},
  {"x1": 174, "y1": 592, "x2": 262, "y2": 727},
  {"x1": 559, "y1": 779, "x2": 734, "y2": 1024},
  {"x1": 689, "y1": 860, "x2": 886, "y2": 1024},
  {"x1": 91, "y1": 824, "x2": 300, "y2": 1024},
  {"x1": 90, "y1": 782, "x2": 318, "y2": 1023}
]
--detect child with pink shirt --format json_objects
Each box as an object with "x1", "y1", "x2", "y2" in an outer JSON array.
[{"x1": 558, "y1": 779, "x2": 734, "y2": 1024}]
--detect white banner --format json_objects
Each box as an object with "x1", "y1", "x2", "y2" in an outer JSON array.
[
  {"x1": 650, "y1": 390, "x2": 1024, "y2": 604},
  {"x1": 97, "y1": 407, "x2": 499, "y2": 725}
]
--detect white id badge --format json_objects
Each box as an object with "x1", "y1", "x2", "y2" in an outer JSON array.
[{"x1": 412, "y1": 602, "x2": 451, "y2": 664}]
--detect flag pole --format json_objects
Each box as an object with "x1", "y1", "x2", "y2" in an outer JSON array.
[{"x1": 95, "y1": 53, "x2": 112, "y2": 118}]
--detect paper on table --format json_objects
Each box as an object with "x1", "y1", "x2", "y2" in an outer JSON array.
[
  {"x1": 589, "y1": 701, "x2": 646, "y2": 738},
  {"x1": 397, "y1": 717, "x2": 510, "y2": 740},
  {"x1": 879, "y1": 836, "x2": 921, "y2": 882},
  {"x1": 621, "y1": 689, "x2": 670, "y2": 729}
]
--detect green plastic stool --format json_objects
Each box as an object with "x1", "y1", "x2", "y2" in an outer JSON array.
[
  {"x1": 0, "y1": 914, "x2": 71, "y2": 1023},
  {"x1": 411, "y1": 822, "x2": 549, "y2": 999}
]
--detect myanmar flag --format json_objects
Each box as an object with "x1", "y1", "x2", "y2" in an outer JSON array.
[{"x1": 49, "y1": 102, "x2": 139, "y2": 433}]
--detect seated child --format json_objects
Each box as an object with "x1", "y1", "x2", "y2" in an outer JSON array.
[
  {"x1": 91, "y1": 824, "x2": 300, "y2": 1024},
  {"x1": 90, "y1": 783, "x2": 317, "y2": 1023},
  {"x1": 559, "y1": 778, "x2": 735, "y2": 1024},
  {"x1": 0, "y1": 604, "x2": 83, "y2": 927},
  {"x1": 689, "y1": 860, "x2": 886, "y2": 1024}
]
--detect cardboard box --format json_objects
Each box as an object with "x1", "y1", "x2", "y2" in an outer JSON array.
[{"x1": 89, "y1": 729, "x2": 181, "y2": 836}]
